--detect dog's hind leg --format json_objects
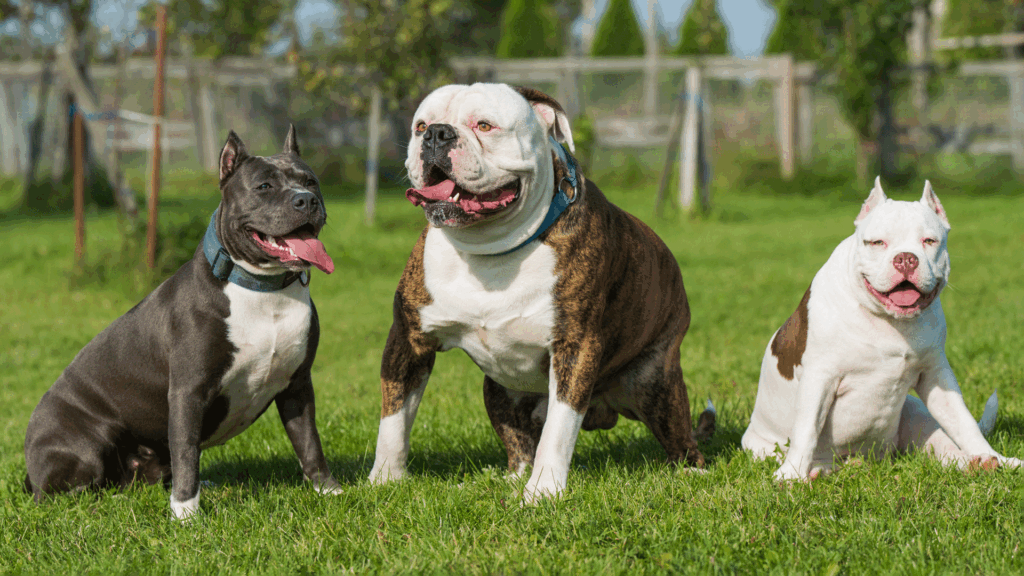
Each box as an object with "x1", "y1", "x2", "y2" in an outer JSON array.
[
  {"x1": 624, "y1": 335, "x2": 708, "y2": 468},
  {"x1": 482, "y1": 377, "x2": 544, "y2": 478}
]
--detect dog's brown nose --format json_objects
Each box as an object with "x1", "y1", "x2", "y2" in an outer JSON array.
[{"x1": 893, "y1": 252, "x2": 919, "y2": 275}]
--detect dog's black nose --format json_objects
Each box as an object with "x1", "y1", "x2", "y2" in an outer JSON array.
[
  {"x1": 423, "y1": 123, "x2": 457, "y2": 152},
  {"x1": 292, "y1": 191, "x2": 319, "y2": 212}
]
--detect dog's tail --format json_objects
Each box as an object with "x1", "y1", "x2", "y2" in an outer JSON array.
[
  {"x1": 978, "y1": 390, "x2": 999, "y2": 436},
  {"x1": 695, "y1": 399, "x2": 716, "y2": 442}
]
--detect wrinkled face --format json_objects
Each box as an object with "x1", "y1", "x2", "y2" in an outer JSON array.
[
  {"x1": 854, "y1": 187, "x2": 950, "y2": 319},
  {"x1": 404, "y1": 83, "x2": 551, "y2": 228},
  {"x1": 217, "y1": 128, "x2": 333, "y2": 274}
]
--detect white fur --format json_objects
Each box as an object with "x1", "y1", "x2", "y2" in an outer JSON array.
[
  {"x1": 742, "y1": 181, "x2": 1017, "y2": 479},
  {"x1": 170, "y1": 488, "x2": 200, "y2": 520},
  {"x1": 405, "y1": 83, "x2": 570, "y2": 255},
  {"x1": 369, "y1": 379, "x2": 427, "y2": 483},
  {"x1": 201, "y1": 279, "x2": 311, "y2": 448},
  {"x1": 419, "y1": 227, "x2": 558, "y2": 393}
]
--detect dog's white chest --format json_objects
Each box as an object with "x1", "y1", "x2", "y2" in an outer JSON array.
[
  {"x1": 202, "y1": 281, "x2": 311, "y2": 448},
  {"x1": 419, "y1": 229, "x2": 557, "y2": 393}
]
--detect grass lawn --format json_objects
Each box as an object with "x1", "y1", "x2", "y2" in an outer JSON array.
[{"x1": 1, "y1": 168, "x2": 1023, "y2": 574}]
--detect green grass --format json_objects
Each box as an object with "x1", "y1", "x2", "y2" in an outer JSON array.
[{"x1": 1, "y1": 169, "x2": 1023, "y2": 574}]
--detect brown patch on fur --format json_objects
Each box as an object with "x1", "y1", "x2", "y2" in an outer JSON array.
[
  {"x1": 967, "y1": 456, "x2": 1000, "y2": 473},
  {"x1": 771, "y1": 285, "x2": 811, "y2": 380},
  {"x1": 482, "y1": 377, "x2": 544, "y2": 472},
  {"x1": 380, "y1": 228, "x2": 441, "y2": 417}
]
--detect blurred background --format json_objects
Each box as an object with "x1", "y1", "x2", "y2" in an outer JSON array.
[{"x1": 0, "y1": 0, "x2": 1021, "y2": 254}]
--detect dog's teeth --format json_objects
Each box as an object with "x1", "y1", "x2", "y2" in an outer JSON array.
[{"x1": 452, "y1": 193, "x2": 460, "y2": 202}]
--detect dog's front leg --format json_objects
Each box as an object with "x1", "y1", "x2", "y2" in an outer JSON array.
[
  {"x1": 917, "y1": 356, "x2": 1020, "y2": 467},
  {"x1": 523, "y1": 338, "x2": 601, "y2": 504},
  {"x1": 775, "y1": 366, "x2": 841, "y2": 482},
  {"x1": 277, "y1": 368, "x2": 342, "y2": 494},
  {"x1": 370, "y1": 300, "x2": 437, "y2": 484},
  {"x1": 168, "y1": 387, "x2": 206, "y2": 520}
]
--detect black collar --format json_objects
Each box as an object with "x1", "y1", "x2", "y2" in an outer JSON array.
[{"x1": 201, "y1": 210, "x2": 307, "y2": 292}]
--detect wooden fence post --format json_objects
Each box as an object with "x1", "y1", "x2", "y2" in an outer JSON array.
[
  {"x1": 365, "y1": 85, "x2": 382, "y2": 226},
  {"x1": 1010, "y1": 71, "x2": 1024, "y2": 172},
  {"x1": 678, "y1": 66, "x2": 702, "y2": 212},
  {"x1": 198, "y1": 80, "x2": 219, "y2": 172},
  {"x1": 147, "y1": 5, "x2": 167, "y2": 270},
  {"x1": 0, "y1": 81, "x2": 17, "y2": 175},
  {"x1": 73, "y1": 108, "x2": 85, "y2": 264},
  {"x1": 774, "y1": 54, "x2": 796, "y2": 179},
  {"x1": 797, "y1": 81, "x2": 813, "y2": 165}
]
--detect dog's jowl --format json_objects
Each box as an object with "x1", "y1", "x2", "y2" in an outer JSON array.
[
  {"x1": 371, "y1": 83, "x2": 715, "y2": 502},
  {"x1": 24, "y1": 126, "x2": 342, "y2": 519},
  {"x1": 742, "y1": 178, "x2": 1022, "y2": 480}
]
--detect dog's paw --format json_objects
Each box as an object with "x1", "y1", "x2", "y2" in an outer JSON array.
[
  {"x1": 998, "y1": 457, "x2": 1023, "y2": 469},
  {"x1": 170, "y1": 492, "x2": 200, "y2": 521},
  {"x1": 368, "y1": 463, "x2": 406, "y2": 485},
  {"x1": 965, "y1": 455, "x2": 1000, "y2": 472},
  {"x1": 315, "y1": 479, "x2": 344, "y2": 495},
  {"x1": 522, "y1": 472, "x2": 566, "y2": 505},
  {"x1": 773, "y1": 462, "x2": 806, "y2": 483}
]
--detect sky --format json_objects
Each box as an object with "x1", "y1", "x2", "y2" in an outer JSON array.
[{"x1": 1, "y1": 0, "x2": 778, "y2": 59}]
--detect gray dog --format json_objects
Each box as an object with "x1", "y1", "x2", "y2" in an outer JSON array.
[{"x1": 25, "y1": 126, "x2": 341, "y2": 519}]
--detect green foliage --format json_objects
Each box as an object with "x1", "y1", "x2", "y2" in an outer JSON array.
[
  {"x1": 764, "y1": 0, "x2": 821, "y2": 60},
  {"x1": 495, "y1": 0, "x2": 562, "y2": 58},
  {"x1": 298, "y1": 0, "x2": 454, "y2": 114},
  {"x1": 590, "y1": 0, "x2": 645, "y2": 57},
  {"x1": 674, "y1": 0, "x2": 730, "y2": 56},
  {"x1": 940, "y1": 0, "x2": 1007, "y2": 61},
  {"x1": 138, "y1": 0, "x2": 286, "y2": 58}
]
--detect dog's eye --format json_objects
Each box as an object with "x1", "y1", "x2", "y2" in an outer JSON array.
[
  {"x1": 864, "y1": 239, "x2": 886, "y2": 247},
  {"x1": 477, "y1": 121, "x2": 493, "y2": 132},
  {"x1": 257, "y1": 183, "x2": 271, "y2": 191},
  {"x1": 305, "y1": 179, "x2": 317, "y2": 188},
  {"x1": 923, "y1": 238, "x2": 937, "y2": 246},
  {"x1": 414, "y1": 121, "x2": 427, "y2": 134}
]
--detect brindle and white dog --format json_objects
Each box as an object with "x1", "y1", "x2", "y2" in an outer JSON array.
[{"x1": 369, "y1": 84, "x2": 714, "y2": 501}]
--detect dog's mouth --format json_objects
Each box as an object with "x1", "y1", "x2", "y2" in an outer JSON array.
[
  {"x1": 406, "y1": 165, "x2": 521, "y2": 220},
  {"x1": 864, "y1": 278, "x2": 941, "y2": 317},
  {"x1": 250, "y1": 223, "x2": 334, "y2": 274}
]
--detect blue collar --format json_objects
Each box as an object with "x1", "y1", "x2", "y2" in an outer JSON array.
[
  {"x1": 493, "y1": 139, "x2": 581, "y2": 257},
  {"x1": 202, "y1": 210, "x2": 307, "y2": 292}
]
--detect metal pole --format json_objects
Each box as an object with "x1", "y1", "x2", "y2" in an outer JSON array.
[
  {"x1": 147, "y1": 5, "x2": 167, "y2": 269},
  {"x1": 364, "y1": 85, "x2": 382, "y2": 226},
  {"x1": 73, "y1": 106, "x2": 85, "y2": 264}
]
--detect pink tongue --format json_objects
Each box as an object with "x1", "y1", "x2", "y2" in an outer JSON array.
[
  {"x1": 889, "y1": 288, "x2": 921, "y2": 307},
  {"x1": 406, "y1": 180, "x2": 456, "y2": 205},
  {"x1": 281, "y1": 230, "x2": 334, "y2": 274}
]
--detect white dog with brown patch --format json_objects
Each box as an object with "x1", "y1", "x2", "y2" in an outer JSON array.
[{"x1": 742, "y1": 178, "x2": 1021, "y2": 481}]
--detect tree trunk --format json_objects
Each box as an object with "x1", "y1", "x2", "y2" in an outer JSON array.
[
  {"x1": 855, "y1": 137, "x2": 870, "y2": 184},
  {"x1": 875, "y1": 73, "x2": 899, "y2": 182}
]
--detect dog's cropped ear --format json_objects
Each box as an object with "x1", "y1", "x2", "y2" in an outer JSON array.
[
  {"x1": 855, "y1": 176, "x2": 888, "y2": 224},
  {"x1": 920, "y1": 180, "x2": 950, "y2": 230},
  {"x1": 283, "y1": 123, "x2": 300, "y2": 157},
  {"x1": 219, "y1": 131, "x2": 249, "y2": 184},
  {"x1": 514, "y1": 86, "x2": 575, "y2": 153}
]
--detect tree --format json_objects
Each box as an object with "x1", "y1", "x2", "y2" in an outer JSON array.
[
  {"x1": 796, "y1": 0, "x2": 922, "y2": 183},
  {"x1": 675, "y1": 0, "x2": 729, "y2": 56},
  {"x1": 297, "y1": 0, "x2": 455, "y2": 114},
  {"x1": 590, "y1": 0, "x2": 644, "y2": 57},
  {"x1": 138, "y1": 0, "x2": 286, "y2": 58},
  {"x1": 496, "y1": 0, "x2": 562, "y2": 58},
  {"x1": 764, "y1": 0, "x2": 820, "y2": 60}
]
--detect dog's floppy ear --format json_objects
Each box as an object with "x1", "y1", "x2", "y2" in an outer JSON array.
[
  {"x1": 855, "y1": 176, "x2": 888, "y2": 224},
  {"x1": 219, "y1": 130, "x2": 249, "y2": 184},
  {"x1": 920, "y1": 180, "x2": 950, "y2": 230},
  {"x1": 513, "y1": 86, "x2": 575, "y2": 153},
  {"x1": 283, "y1": 123, "x2": 300, "y2": 157}
]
